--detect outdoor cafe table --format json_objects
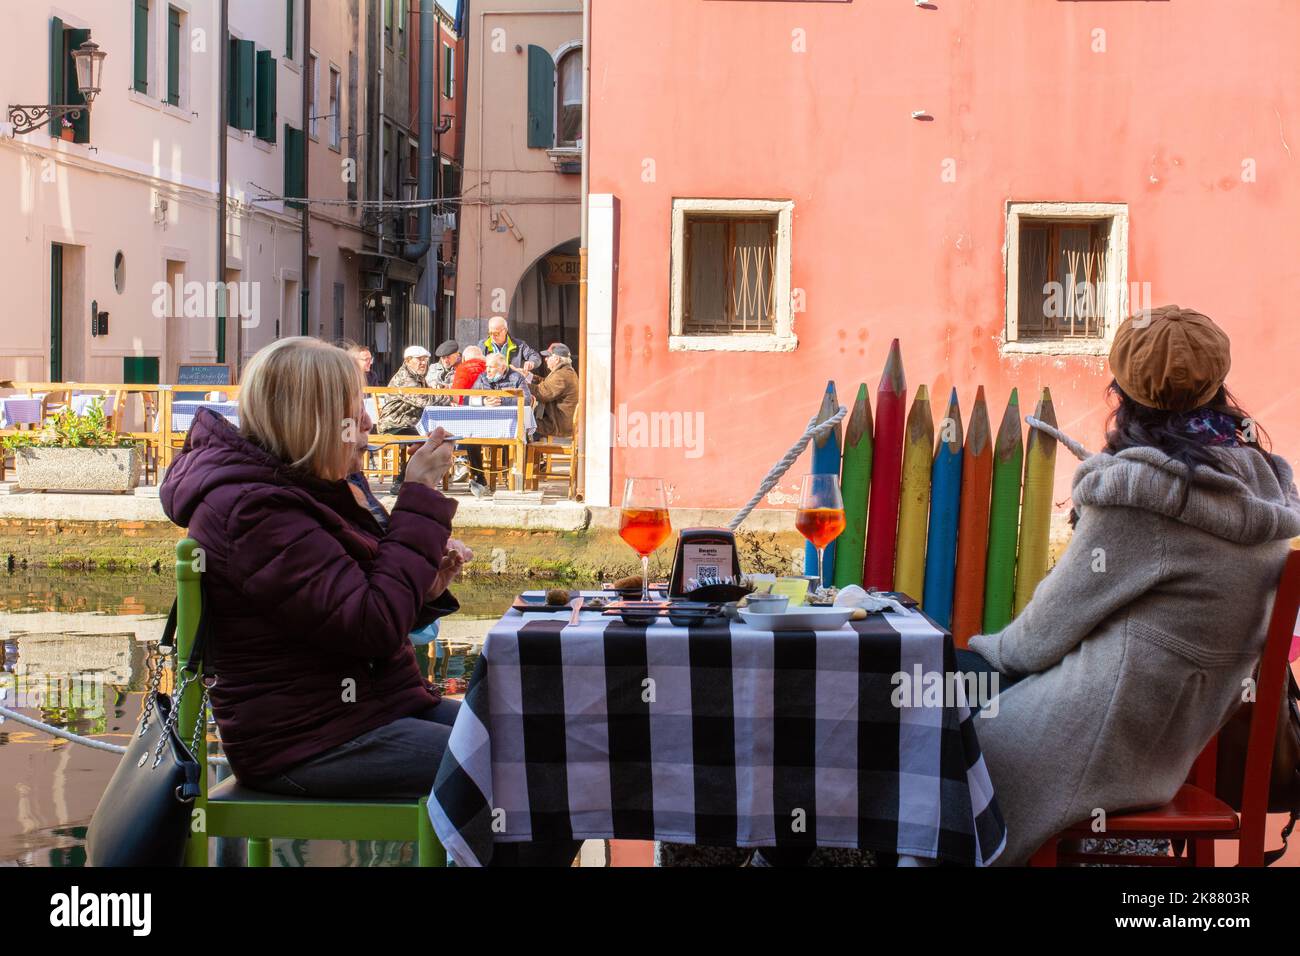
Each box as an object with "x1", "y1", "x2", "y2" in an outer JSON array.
[
  {"x1": 428, "y1": 594, "x2": 1007, "y2": 867},
  {"x1": 417, "y1": 404, "x2": 536, "y2": 439},
  {"x1": 0, "y1": 397, "x2": 43, "y2": 428},
  {"x1": 171, "y1": 400, "x2": 240, "y2": 432}
]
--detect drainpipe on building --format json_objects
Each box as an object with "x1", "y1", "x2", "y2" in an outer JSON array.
[
  {"x1": 301, "y1": 0, "x2": 312, "y2": 335},
  {"x1": 402, "y1": 0, "x2": 435, "y2": 264},
  {"x1": 577, "y1": 0, "x2": 590, "y2": 500},
  {"x1": 217, "y1": 0, "x2": 229, "y2": 364}
]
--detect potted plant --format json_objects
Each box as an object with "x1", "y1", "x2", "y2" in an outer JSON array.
[
  {"x1": 2, "y1": 399, "x2": 142, "y2": 492},
  {"x1": 60, "y1": 117, "x2": 75, "y2": 142}
]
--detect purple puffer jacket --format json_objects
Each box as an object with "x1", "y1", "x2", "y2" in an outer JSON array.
[{"x1": 160, "y1": 409, "x2": 457, "y2": 782}]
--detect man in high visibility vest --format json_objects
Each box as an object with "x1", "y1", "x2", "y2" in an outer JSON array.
[{"x1": 483, "y1": 316, "x2": 542, "y2": 373}]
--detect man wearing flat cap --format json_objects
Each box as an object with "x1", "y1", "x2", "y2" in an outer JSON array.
[
  {"x1": 428, "y1": 340, "x2": 462, "y2": 400},
  {"x1": 530, "y1": 343, "x2": 580, "y2": 440}
]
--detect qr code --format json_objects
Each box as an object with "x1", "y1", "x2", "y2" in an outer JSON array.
[{"x1": 697, "y1": 565, "x2": 720, "y2": 578}]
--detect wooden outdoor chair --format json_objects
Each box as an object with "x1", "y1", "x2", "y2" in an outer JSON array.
[
  {"x1": 172, "y1": 538, "x2": 447, "y2": 867},
  {"x1": 523, "y1": 399, "x2": 579, "y2": 498},
  {"x1": 1029, "y1": 548, "x2": 1300, "y2": 867}
]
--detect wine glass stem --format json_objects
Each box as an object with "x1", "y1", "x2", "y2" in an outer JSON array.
[
  {"x1": 816, "y1": 546, "x2": 825, "y2": 588},
  {"x1": 641, "y1": 554, "x2": 651, "y2": 603}
]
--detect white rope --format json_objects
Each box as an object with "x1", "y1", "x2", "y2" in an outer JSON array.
[
  {"x1": 728, "y1": 406, "x2": 849, "y2": 531},
  {"x1": 0, "y1": 703, "x2": 229, "y2": 766},
  {"x1": 1025, "y1": 415, "x2": 1092, "y2": 462}
]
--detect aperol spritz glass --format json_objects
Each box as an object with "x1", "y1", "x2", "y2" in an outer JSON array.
[
  {"x1": 619, "y1": 477, "x2": 671, "y2": 602},
  {"x1": 795, "y1": 474, "x2": 846, "y2": 588}
]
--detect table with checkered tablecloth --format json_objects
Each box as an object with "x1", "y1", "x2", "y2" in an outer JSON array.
[
  {"x1": 171, "y1": 401, "x2": 239, "y2": 432},
  {"x1": 418, "y1": 404, "x2": 536, "y2": 440},
  {"x1": 428, "y1": 596, "x2": 1007, "y2": 867}
]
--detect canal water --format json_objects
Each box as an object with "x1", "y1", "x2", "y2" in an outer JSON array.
[{"x1": 0, "y1": 567, "x2": 565, "y2": 867}]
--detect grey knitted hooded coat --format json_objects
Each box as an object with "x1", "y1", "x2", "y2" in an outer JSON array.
[{"x1": 969, "y1": 445, "x2": 1300, "y2": 865}]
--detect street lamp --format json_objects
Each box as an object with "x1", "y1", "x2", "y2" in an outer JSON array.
[
  {"x1": 71, "y1": 40, "x2": 107, "y2": 104},
  {"x1": 7, "y1": 39, "x2": 107, "y2": 135}
]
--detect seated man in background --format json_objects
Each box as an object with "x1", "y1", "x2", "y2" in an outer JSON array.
[
  {"x1": 464, "y1": 353, "x2": 533, "y2": 498},
  {"x1": 530, "y1": 343, "x2": 579, "y2": 440},
  {"x1": 377, "y1": 345, "x2": 439, "y2": 492},
  {"x1": 451, "y1": 345, "x2": 487, "y2": 405},
  {"x1": 483, "y1": 316, "x2": 542, "y2": 373},
  {"x1": 428, "y1": 340, "x2": 461, "y2": 401}
]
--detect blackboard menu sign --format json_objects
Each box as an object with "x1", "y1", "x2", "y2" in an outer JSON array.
[
  {"x1": 177, "y1": 364, "x2": 232, "y2": 387},
  {"x1": 175, "y1": 364, "x2": 233, "y2": 401}
]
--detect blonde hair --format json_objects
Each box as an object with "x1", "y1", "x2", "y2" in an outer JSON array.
[{"x1": 239, "y1": 337, "x2": 362, "y2": 481}]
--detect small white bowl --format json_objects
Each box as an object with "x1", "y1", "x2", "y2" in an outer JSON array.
[{"x1": 744, "y1": 593, "x2": 789, "y2": 614}]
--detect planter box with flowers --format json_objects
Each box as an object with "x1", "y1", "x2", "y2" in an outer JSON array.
[{"x1": 2, "y1": 400, "x2": 142, "y2": 492}]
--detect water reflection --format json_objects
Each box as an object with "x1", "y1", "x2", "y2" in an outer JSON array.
[{"x1": 0, "y1": 570, "x2": 550, "y2": 866}]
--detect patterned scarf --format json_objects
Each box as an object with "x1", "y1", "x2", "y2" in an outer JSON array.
[{"x1": 1180, "y1": 408, "x2": 1240, "y2": 447}]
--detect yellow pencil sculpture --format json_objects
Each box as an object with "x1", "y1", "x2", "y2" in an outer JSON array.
[
  {"x1": 1013, "y1": 388, "x2": 1058, "y2": 614},
  {"x1": 893, "y1": 384, "x2": 933, "y2": 603}
]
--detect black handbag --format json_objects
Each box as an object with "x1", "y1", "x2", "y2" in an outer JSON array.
[{"x1": 86, "y1": 593, "x2": 211, "y2": 867}]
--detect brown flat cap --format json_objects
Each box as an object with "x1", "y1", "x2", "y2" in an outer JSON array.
[{"x1": 1108, "y1": 304, "x2": 1231, "y2": 412}]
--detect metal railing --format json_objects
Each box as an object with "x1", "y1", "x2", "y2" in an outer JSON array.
[{"x1": 1, "y1": 382, "x2": 536, "y2": 492}]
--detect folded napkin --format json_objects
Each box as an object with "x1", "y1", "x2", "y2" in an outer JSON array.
[{"x1": 833, "y1": 585, "x2": 909, "y2": 616}]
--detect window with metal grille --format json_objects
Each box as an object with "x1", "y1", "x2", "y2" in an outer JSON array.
[
  {"x1": 1015, "y1": 218, "x2": 1112, "y2": 340},
  {"x1": 683, "y1": 215, "x2": 777, "y2": 335}
]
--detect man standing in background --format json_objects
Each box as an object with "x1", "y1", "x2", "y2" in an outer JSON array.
[{"x1": 483, "y1": 316, "x2": 542, "y2": 373}]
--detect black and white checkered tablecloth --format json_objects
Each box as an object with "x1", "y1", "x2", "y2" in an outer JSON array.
[{"x1": 428, "y1": 598, "x2": 1006, "y2": 867}]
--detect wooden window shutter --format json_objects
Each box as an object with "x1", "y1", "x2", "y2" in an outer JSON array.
[
  {"x1": 284, "y1": 124, "x2": 305, "y2": 208},
  {"x1": 227, "y1": 36, "x2": 238, "y2": 125},
  {"x1": 66, "y1": 27, "x2": 91, "y2": 143},
  {"x1": 526, "y1": 45, "x2": 555, "y2": 149},
  {"x1": 237, "y1": 38, "x2": 256, "y2": 129},
  {"x1": 134, "y1": 0, "x2": 150, "y2": 94},
  {"x1": 256, "y1": 50, "x2": 277, "y2": 141},
  {"x1": 167, "y1": 7, "x2": 181, "y2": 106},
  {"x1": 286, "y1": 0, "x2": 295, "y2": 59},
  {"x1": 49, "y1": 17, "x2": 65, "y2": 139}
]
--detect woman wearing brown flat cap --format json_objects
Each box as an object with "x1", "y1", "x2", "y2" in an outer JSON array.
[{"x1": 962, "y1": 305, "x2": 1300, "y2": 865}]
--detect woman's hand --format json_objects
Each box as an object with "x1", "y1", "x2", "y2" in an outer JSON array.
[
  {"x1": 405, "y1": 428, "x2": 455, "y2": 489},
  {"x1": 429, "y1": 538, "x2": 473, "y2": 599}
]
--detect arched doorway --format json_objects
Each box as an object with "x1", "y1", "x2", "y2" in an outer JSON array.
[{"x1": 508, "y1": 239, "x2": 580, "y2": 356}]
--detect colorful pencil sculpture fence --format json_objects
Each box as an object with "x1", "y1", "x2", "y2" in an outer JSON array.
[{"x1": 803, "y1": 343, "x2": 1060, "y2": 643}]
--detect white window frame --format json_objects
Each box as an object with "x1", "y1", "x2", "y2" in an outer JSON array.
[
  {"x1": 328, "y1": 63, "x2": 341, "y2": 151},
  {"x1": 443, "y1": 42, "x2": 455, "y2": 99},
  {"x1": 669, "y1": 198, "x2": 796, "y2": 353},
  {"x1": 1003, "y1": 201, "x2": 1129, "y2": 356},
  {"x1": 307, "y1": 50, "x2": 319, "y2": 140},
  {"x1": 163, "y1": 2, "x2": 193, "y2": 118},
  {"x1": 553, "y1": 40, "x2": 582, "y2": 150}
]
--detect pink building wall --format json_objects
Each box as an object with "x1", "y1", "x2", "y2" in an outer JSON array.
[{"x1": 588, "y1": 0, "x2": 1300, "y2": 511}]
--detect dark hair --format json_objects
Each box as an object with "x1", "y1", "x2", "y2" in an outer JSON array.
[{"x1": 1069, "y1": 378, "x2": 1279, "y2": 526}]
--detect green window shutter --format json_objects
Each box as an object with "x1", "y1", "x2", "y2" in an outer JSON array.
[
  {"x1": 237, "y1": 38, "x2": 256, "y2": 129},
  {"x1": 227, "y1": 36, "x2": 238, "y2": 126},
  {"x1": 49, "y1": 17, "x2": 65, "y2": 139},
  {"x1": 67, "y1": 27, "x2": 91, "y2": 143},
  {"x1": 284, "y1": 124, "x2": 304, "y2": 208},
  {"x1": 134, "y1": 0, "x2": 149, "y2": 93},
  {"x1": 167, "y1": 7, "x2": 181, "y2": 105},
  {"x1": 286, "y1": 0, "x2": 295, "y2": 59},
  {"x1": 443, "y1": 44, "x2": 454, "y2": 98},
  {"x1": 256, "y1": 50, "x2": 277, "y2": 142},
  {"x1": 526, "y1": 45, "x2": 555, "y2": 149}
]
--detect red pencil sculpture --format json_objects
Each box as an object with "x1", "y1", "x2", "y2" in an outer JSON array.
[{"x1": 862, "y1": 339, "x2": 907, "y2": 590}]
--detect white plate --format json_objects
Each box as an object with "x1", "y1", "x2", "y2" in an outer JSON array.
[{"x1": 737, "y1": 607, "x2": 855, "y2": 631}]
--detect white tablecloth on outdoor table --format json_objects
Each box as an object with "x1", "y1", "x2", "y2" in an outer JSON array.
[
  {"x1": 172, "y1": 401, "x2": 240, "y2": 432},
  {"x1": 70, "y1": 393, "x2": 115, "y2": 417},
  {"x1": 417, "y1": 405, "x2": 535, "y2": 441},
  {"x1": 428, "y1": 595, "x2": 1007, "y2": 868},
  {"x1": 0, "y1": 398, "x2": 43, "y2": 428}
]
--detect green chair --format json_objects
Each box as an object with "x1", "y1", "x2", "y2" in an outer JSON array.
[{"x1": 172, "y1": 538, "x2": 448, "y2": 867}]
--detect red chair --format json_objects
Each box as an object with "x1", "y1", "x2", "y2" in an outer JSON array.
[{"x1": 1030, "y1": 548, "x2": 1300, "y2": 868}]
